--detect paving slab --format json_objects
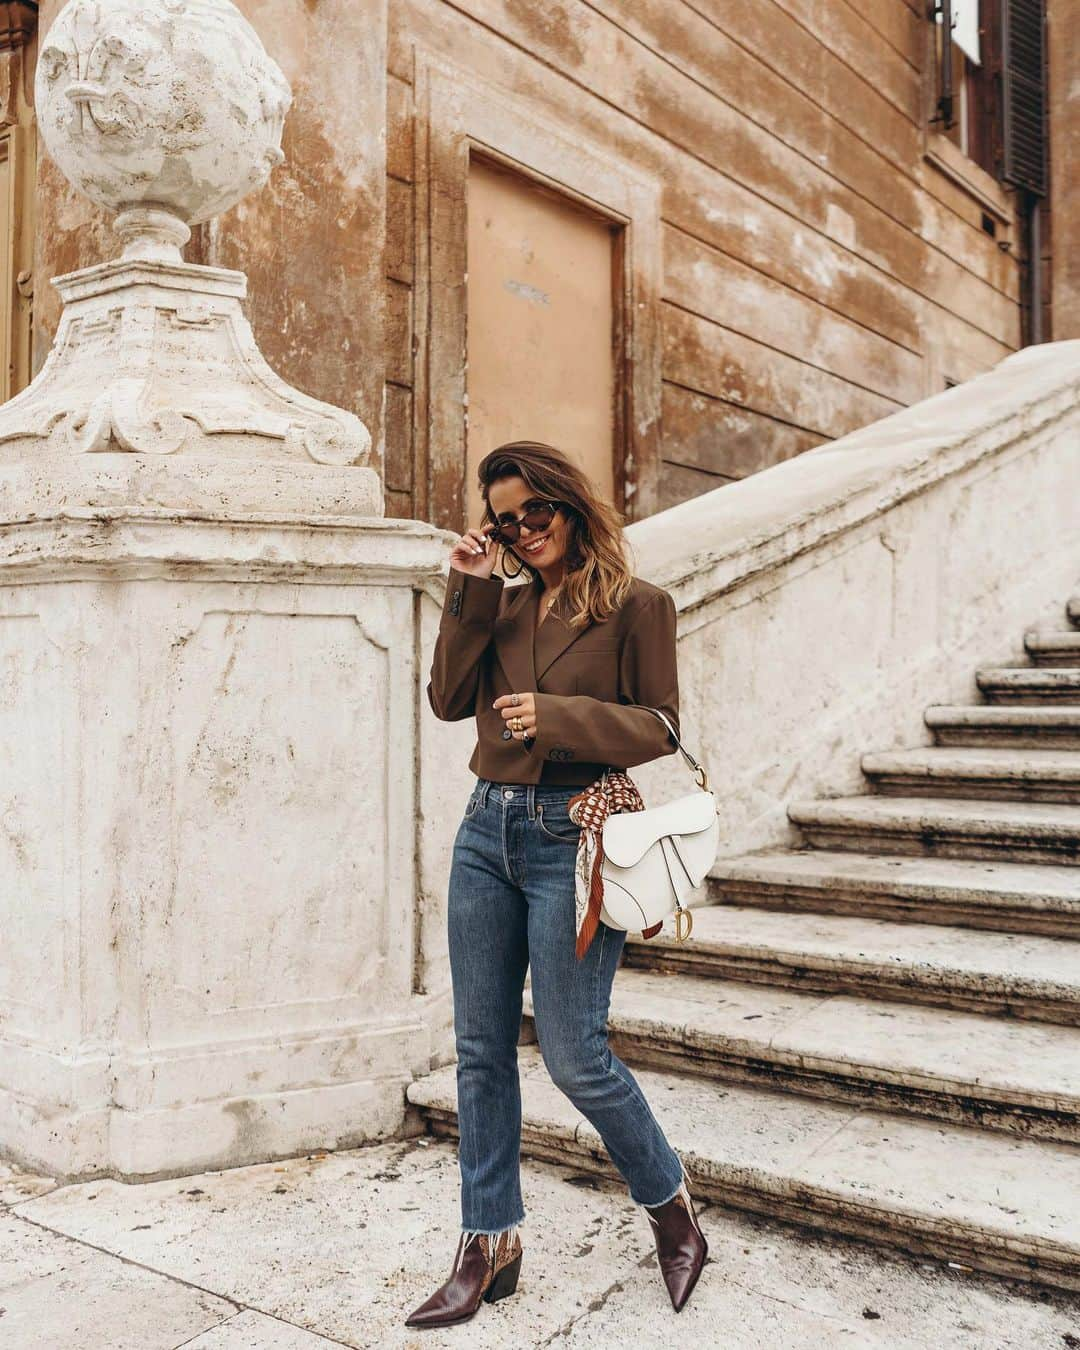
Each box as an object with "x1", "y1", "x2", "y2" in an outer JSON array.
[
  {"x1": 11, "y1": 1137, "x2": 650, "y2": 1350},
  {"x1": 176, "y1": 1310, "x2": 348, "y2": 1347},
  {"x1": 624, "y1": 903, "x2": 1080, "y2": 1022},
  {"x1": 6, "y1": 1133, "x2": 1080, "y2": 1347},
  {"x1": 550, "y1": 1210, "x2": 1080, "y2": 1350},
  {"x1": 408, "y1": 1048, "x2": 1080, "y2": 1291},
  {"x1": 709, "y1": 848, "x2": 1080, "y2": 935},
  {"x1": 0, "y1": 1209, "x2": 236, "y2": 1350}
]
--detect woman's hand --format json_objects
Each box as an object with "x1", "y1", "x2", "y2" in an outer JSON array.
[
  {"x1": 450, "y1": 525, "x2": 499, "y2": 579},
  {"x1": 493, "y1": 692, "x2": 537, "y2": 741}
]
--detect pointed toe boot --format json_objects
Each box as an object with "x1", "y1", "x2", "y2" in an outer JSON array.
[
  {"x1": 404, "y1": 1227, "x2": 522, "y2": 1329},
  {"x1": 644, "y1": 1177, "x2": 707, "y2": 1312}
]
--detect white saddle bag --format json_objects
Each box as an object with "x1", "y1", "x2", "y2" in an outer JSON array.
[{"x1": 598, "y1": 707, "x2": 719, "y2": 942}]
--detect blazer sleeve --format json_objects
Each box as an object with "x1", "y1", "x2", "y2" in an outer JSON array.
[
  {"x1": 528, "y1": 588, "x2": 680, "y2": 767},
  {"x1": 426, "y1": 565, "x2": 504, "y2": 722}
]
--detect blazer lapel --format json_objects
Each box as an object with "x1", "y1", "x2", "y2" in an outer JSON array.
[
  {"x1": 534, "y1": 593, "x2": 596, "y2": 682},
  {"x1": 494, "y1": 578, "x2": 539, "y2": 695},
  {"x1": 495, "y1": 576, "x2": 600, "y2": 692}
]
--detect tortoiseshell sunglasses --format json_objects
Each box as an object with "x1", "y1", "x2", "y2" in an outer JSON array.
[{"x1": 488, "y1": 499, "x2": 564, "y2": 546}]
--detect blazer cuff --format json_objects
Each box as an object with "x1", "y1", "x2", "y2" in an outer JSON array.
[
  {"x1": 529, "y1": 691, "x2": 676, "y2": 768},
  {"x1": 443, "y1": 564, "x2": 504, "y2": 625},
  {"x1": 528, "y1": 692, "x2": 594, "y2": 766}
]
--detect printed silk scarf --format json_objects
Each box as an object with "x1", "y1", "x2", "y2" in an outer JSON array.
[{"x1": 567, "y1": 769, "x2": 664, "y2": 960}]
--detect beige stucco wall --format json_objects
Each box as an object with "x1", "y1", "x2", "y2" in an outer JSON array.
[{"x1": 22, "y1": 1, "x2": 1070, "y2": 522}]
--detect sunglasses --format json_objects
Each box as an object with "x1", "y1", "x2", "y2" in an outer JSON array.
[{"x1": 488, "y1": 499, "x2": 563, "y2": 546}]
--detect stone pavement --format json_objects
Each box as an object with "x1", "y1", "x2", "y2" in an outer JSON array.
[{"x1": 2, "y1": 1139, "x2": 1078, "y2": 1349}]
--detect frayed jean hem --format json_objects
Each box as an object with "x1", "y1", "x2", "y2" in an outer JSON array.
[
  {"x1": 460, "y1": 1214, "x2": 525, "y2": 1240},
  {"x1": 633, "y1": 1157, "x2": 689, "y2": 1210}
]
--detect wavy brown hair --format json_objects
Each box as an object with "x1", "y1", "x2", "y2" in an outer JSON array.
[{"x1": 476, "y1": 440, "x2": 634, "y2": 628}]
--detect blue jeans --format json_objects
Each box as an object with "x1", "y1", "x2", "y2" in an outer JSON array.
[{"x1": 447, "y1": 776, "x2": 686, "y2": 1235}]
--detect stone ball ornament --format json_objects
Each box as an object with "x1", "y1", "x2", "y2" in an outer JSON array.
[
  {"x1": 0, "y1": 0, "x2": 377, "y2": 494},
  {"x1": 34, "y1": 0, "x2": 293, "y2": 230}
]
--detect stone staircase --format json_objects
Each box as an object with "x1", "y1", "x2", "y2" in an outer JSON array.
[{"x1": 407, "y1": 593, "x2": 1080, "y2": 1291}]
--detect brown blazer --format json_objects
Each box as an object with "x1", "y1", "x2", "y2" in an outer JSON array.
[{"x1": 426, "y1": 564, "x2": 681, "y2": 786}]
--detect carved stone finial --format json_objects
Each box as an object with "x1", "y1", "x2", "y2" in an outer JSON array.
[
  {"x1": 0, "y1": 0, "x2": 378, "y2": 515},
  {"x1": 34, "y1": 0, "x2": 291, "y2": 261}
]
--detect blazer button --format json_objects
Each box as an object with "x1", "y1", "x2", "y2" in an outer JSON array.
[{"x1": 501, "y1": 728, "x2": 513, "y2": 740}]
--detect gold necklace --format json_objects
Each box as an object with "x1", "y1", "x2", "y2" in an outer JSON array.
[{"x1": 543, "y1": 581, "x2": 564, "y2": 611}]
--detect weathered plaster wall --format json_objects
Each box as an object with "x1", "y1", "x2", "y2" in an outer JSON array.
[
  {"x1": 30, "y1": 0, "x2": 388, "y2": 475},
  {"x1": 386, "y1": 0, "x2": 1030, "y2": 524},
  {"x1": 1049, "y1": 0, "x2": 1080, "y2": 338},
  {"x1": 24, "y1": 2, "x2": 1060, "y2": 525}
]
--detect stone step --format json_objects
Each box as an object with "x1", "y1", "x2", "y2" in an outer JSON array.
[
  {"x1": 707, "y1": 849, "x2": 1080, "y2": 938},
  {"x1": 861, "y1": 746, "x2": 1080, "y2": 804},
  {"x1": 789, "y1": 794, "x2": 1080, "y2": 866},
  {"x1": 521, "y1": 968, "x2": 1080, "y2": 1143},
  {"x1": 1025, "y1": 629, "x2": 1080, "y2": 667},
  {"x1": 926, "y1": 704, "x2": 1080, "y2": 749},
  {"x1": 976, "y1": 667, "x2": 1080, "y2": 704},
  {"x1": 622, "y1": 904, "x2": 1080, "y2": 1025},
  {"x1": 406, "y1": 1047, "x2": 1080, "y2": 1291}
]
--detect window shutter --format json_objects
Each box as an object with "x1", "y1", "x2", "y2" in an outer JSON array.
[{"x1": 1000, "y1": 0, "x2": 1047, "y2": 196}]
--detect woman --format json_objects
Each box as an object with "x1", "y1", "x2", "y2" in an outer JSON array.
[{"x1": 406, "y1": 441, "x2": 707, "y2": 1330}]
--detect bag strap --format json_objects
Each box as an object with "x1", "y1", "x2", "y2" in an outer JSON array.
[{"x1": 637, "y1": 706, "x2": 711, "y2": 791}]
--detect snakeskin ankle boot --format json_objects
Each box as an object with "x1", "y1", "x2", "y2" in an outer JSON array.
[{"x1": 404, "y1": 1225, "x2": 523, "y2": 1329}]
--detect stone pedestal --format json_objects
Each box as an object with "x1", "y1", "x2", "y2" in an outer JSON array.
[
  {"x1": 0, "y1": 509, "x2": 450, "y2": 1180},
  {"x1": 0, "y1": 0, "x2": 454, "y2": 1181},
  {"x1": 0, "y1": 252, "x2": 374, "y2": 491}
]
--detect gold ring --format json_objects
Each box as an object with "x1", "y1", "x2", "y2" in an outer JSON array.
[{"x1": 511, "y1": 716, "x2": 523, "y2": 732}]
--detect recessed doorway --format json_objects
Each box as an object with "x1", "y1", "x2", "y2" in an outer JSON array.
[{"x1": 465, "y1": 154, "x2": 617, "y2": 526}]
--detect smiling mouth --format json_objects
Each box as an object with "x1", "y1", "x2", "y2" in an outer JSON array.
[{"x1": 521, "y1": 534, "x2": 550, "y2": 554}]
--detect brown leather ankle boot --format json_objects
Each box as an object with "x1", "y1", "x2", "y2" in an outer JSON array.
[
  {"x1": 644, "y1": 1176, "x2": 707, "y2": 1312},
  {"x1": 404, "y1": 1226, "x2": 523, "y2": 1329}
]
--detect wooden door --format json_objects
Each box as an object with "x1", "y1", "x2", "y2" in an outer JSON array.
[{"x1": 465, "y1": 155, "x2": 617, "y2": 526}]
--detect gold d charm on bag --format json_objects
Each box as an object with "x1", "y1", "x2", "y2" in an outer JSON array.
[{"x1": 674, "y1": 906, "x2": 694, "y2": 943}]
